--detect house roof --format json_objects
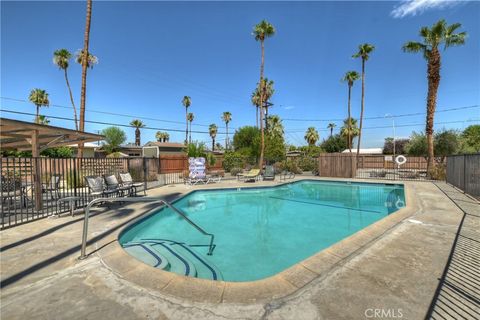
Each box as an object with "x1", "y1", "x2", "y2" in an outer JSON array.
[
  {"x1": 68, "y1": 142, "x2": 99, "y2": 148},
  {"x1": 0, "y1": 118, "x2": 104, "y2": 153},
  {"x1": 144, "y1": 141, "x2": 185, "y2": 148},
  {"x1": 341, "y1": 148, "x2": 383, "y2": 154}
]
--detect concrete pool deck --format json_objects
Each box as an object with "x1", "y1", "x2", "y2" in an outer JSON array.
[{"x1": 1, "y1": 177, "x2": 479, "y2": 319}]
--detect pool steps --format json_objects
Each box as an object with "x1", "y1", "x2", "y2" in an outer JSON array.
[{"x1": 122, "y1": 239, "x2": 223, "y2": 280}]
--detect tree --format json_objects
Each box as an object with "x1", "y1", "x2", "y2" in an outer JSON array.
[
  {"x1": 267, "y1": 115, "x2": 284, "y2": 138},
  {"x1": 304, "y1": 127, "x2": 319, "y2": 146},
  {"x1": 460, "y1": 125, "x2": 480, "y2": 153},
  {"x1": 342, "y1": 71, "x2": 360, "y2": 151},
  {"x1": 77, "y1": 0, "x2": 94, "y2": 158},
  {"x1": 29, "y1": 88, "x2": 50, "y2": 123},
  {"x1": 182, "y1": 96, "x2": 191, "y2": 144},
  {"x1": 209, "y1": 124, "x2": 218, "y2": 151},
  {"x1": 327, "y1": 123, "x2": 336, "y2": 137},
  {"x1": 383, "y1": 138, "x2": 410, "y2": 155},
  {"x1": 264, "y1": 132, "x2": 286, "y2": 164},
  {"x1": 37, "y1": 115, "x2": 50, "y2": 125},
  {"x1": 251, "y1": 88, "x2": 261, "y2": 128},
  {"x1": 101, "y1": 126, "x2": 127, "y2": 154},
  {"x1": 340, "y1": 118, "x2": 359, "y2": 149},
  {"x1": 434, "y1": 129, "x2": 460, "y2": 160},
  {"x1": 185, "y1": 141, "x2": 207, "y2": 158},
  {"x1": 130, "y1": 119, "x2": 145, "y2": 146},
  {"x1": 262, "y1": 78, "x2": 275, "y2": 125},
  {"x1": 155, "y1": 131, "x2": 170, "y2": 142},
  {"x1": 53, "y1": 49, "x2": 78, "y2": 130},
  {"x1": 187, "y1": 112, "x2": 194, "y2": 144},
  {"x1": 403, "y1": 19, "x2": 466, "y2": 175},
  {"x1": 353, "y1": 44, "x2": 375, "y2": 161},
  {"x1": 253, "y1": 19, "x2": 276, "y2": 169},
  {"x1": 232, "y1": 126, "x2": 261, "y2": 163},
  {"x1": 222, "y1": 111, "x2": 232, "y2": 149},
  {"x1": 321, "y1": 134, "x2": 347, "y2": 153}
]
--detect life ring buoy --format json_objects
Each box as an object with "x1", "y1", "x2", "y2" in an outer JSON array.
[
  {"x1": 395, "y1": 155, "x2": 407, "y2": 165},
  {"x1": 395, "y1": 198, "x2": 405, "y2": 209}
]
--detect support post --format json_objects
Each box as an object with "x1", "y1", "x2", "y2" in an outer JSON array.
[{"x1": 31, "y1": 130, "x2": 42, "y2": 211}]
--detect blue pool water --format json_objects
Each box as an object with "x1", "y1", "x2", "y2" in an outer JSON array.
[{"x1": 119, "y1": 180, "x2": 405, "y2": 282}]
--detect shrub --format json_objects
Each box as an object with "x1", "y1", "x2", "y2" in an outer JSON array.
[
  {"x1": 297, "y1": 156, "x2": 316, "y2": 172},
  {"x1": 430, "y1": 163, "x2": 446, "y2": 180},
  {"x1": 280, "y1": 160, "x2": 302, "y2": 174},
  {"x1": 229, "y1": 167, "x2": 243, "y2": 176},
  {"x1": 223, "y1": 151, "x2": 246, "y2": 172}
]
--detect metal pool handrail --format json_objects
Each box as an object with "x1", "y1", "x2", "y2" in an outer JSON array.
[{"x1": 79, "y1": 197, "x2": 215, "y2": 260}]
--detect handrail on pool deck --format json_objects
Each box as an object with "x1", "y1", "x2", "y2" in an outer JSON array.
[{"x1": 79, "y1": 197, "x2": 216, "y2": 260}]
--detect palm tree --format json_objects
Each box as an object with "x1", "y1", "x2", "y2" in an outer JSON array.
[
  {"x1": 251, "y1": 88, "x2": 261, "y2": 128},
  {"x1": 37, "y1": 115, "x2": 50, "y2": 125},
  {"x1": 403, "y1": 19, "x2": 466, "y2": 175},
  {"x1": 130, "y1": 119, "x2": 145, "y2": 146},
  {"x1": 267, "y1": 115, "x2": 284, "y2": 137},
  {"x1": 155, "y1": 131, "x2": 170, "y2": 142},
  {"x1": 340, "y1": 118, "x2": 360, "y2": 149},
  {"x1": 53, "y1": 49, "x2": 78, "y2": 130},
  {"x1": 342, "y1": 71, "x2": 360, "y2": 151},
  {"x1": 209, "y1": 124, "x2": 218, "y2": 151},
  {"x1": 353, "y1": 43, "x2": 375, "y2": 159},
  {"x1": 75, "y1": 50, "x2": 98, "y2": 68},
  {"x1": 182, "y1": 96, "x2": 191, "y2": 144},
  {"x1": 221, "y1": 111, "x2": 232, "y2": 149},
  {"x1": 304, "y1": 127, "x2": 319, "y2": 146},
  {"x1": 187, "y1": 112, "x2": 194, "y2": 144},
  {"x1": 78, "y1": 0, "x2": 93, "y2": 158},
  {"x1": 327, "y1": 123, "x2": 336, "y2": 137},
  {"x1": 29, "y1": 89, "x2": 50, "y2": 123},
  {"x1": 262, "y1": 78, "x2": 275, "y2": 128},
  {"x1": 253, "y1": 19, "x2": 275, "y2": 169}
]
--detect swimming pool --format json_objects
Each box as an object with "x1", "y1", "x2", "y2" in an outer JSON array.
[{"x1": 119, "y1": 180, "x2": 405, "y2": 282}]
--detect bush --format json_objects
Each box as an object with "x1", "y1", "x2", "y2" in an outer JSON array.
[
  {"x1": 430, "y1": 163, "x2": 446, "y2": 180},
  {"x1": 297, "y1": 156, "x2": 316, "y2": 172},
  {"x1": 229, "y1": 167, "x2": 243, "y2": 176},
  {"x1": 223, "y1": 151, "x2": 246, "y2": 172},
  {"x1": 280, "y1": 160, "x2": 302, "y2": 174}
]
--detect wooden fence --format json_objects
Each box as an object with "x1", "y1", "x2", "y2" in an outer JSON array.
[
  {"x1": 158, "y1": 154, "x2": 224, "y2": 174},
  {"x1": 318, "y1": 154, "x2": 357, "y2": 178}
]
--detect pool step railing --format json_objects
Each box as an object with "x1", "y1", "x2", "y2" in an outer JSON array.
[
  {"x1": 123, "y1": 239, "x2": 223, "y2": 281},
  {"x1": 80, "y1": 197, "x2": 215, "y2": 259}
]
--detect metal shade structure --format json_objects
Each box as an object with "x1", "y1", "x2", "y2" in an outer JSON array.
[
  {"x1": 1, "y1": 117, "x2": 104, "y2": 212},
  {"x1": 0, "y1": 118, "x2": 103, "y2": 155}
]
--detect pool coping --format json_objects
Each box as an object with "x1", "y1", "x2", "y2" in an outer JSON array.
[{"x1": 96, "y1": 178, "x2": 418, "y2": 304}]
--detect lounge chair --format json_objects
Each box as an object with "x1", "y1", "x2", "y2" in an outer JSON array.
[
  {"x1": 280, "y1": 170, "x2": 295, "y2": 181},
  {"x1": 263, "y1": 165, "x2": 275, "y2": 181},
  {"x1": 1, "y1": 175, "x2": 26, "y2": 208},
  {"x1": 119, "y1": 172, "x2": 145, "y2": 196},
  {"x1": 104, "y1": 174, "x2": 132, "y2": 196},
  {"x1": 239, "y1": 169, "x2": 261, "y2": 182},
  {"x1": 84, "y1": 176, "x2": 118, "y2": 200},
  {"x1": 42, "y1": 174, "x2": 62, "y2": 200},
  {"x1": 185, "y1": 157, "x2": 211, "y2": 186},
  {"x1": 185, "y1": 172, "x2": 210, "y2": 186}
]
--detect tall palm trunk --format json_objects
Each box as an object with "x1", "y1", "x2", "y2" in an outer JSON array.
[
  {"x1": 135, "y1": 128, "x2": 140, "y2": 146},
  {"x1": 64, "y1": 68, "x2": 78, "y2": 130},
  {"x1": 189, "y1": 121, "x2": 192, "y2": 144},
  {"x1": 258, "y1": 40, "x2": 265, "y2": 169},
  {"x1": 35, "y1": 105, "x2": 40, "y2": 123},
  {"x1": 226, "y1": 123, "x2": 229, "y2": 150},
  {"x1": 426, "y1": 47, "x2": 441, "y2": 175},
  {"x1": 78, "y1": 0, "x2": 92, "y2": 158},
  {"x1": 256, "y1": 106, "x2": 259, "y2": 128},
  {"x1": 356, "y1": 59, "x2": 365, "y2": 160},
  {"x1": 185, "y1": 108, "x2": 188, "y2": 144},
  {"x1": 347, "y1": 84, "x2": 352, "y2": 152},
  {"x1": 330, "y1": 128, "x2": 333, "y2": 137},
  {"x1": 212, "y1": 138, "x2": 215, "y2": 151}
]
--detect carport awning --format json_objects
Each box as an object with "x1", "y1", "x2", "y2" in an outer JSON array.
[{"x1": 0, "y1": 118, "x2": 103, "y2": 153}]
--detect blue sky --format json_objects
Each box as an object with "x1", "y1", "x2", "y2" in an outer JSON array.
[{"x1": 1, "y1": 1, "x2": 479, "y2": 148}]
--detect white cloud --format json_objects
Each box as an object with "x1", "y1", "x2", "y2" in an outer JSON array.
[
  {"x1": 391, "y1": 0, "x2": 464, "y2": 18},
  {"x1": 283, "y1": 105, "x2": 295, "y2": 110}
]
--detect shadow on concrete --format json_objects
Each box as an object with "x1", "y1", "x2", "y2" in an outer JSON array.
[
  {"x1": 426, "y1": 183, "x2": 480, "y2": 319},
  {"x1": 0, "y1": 193, "x2": 183, "y2": 289}
]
